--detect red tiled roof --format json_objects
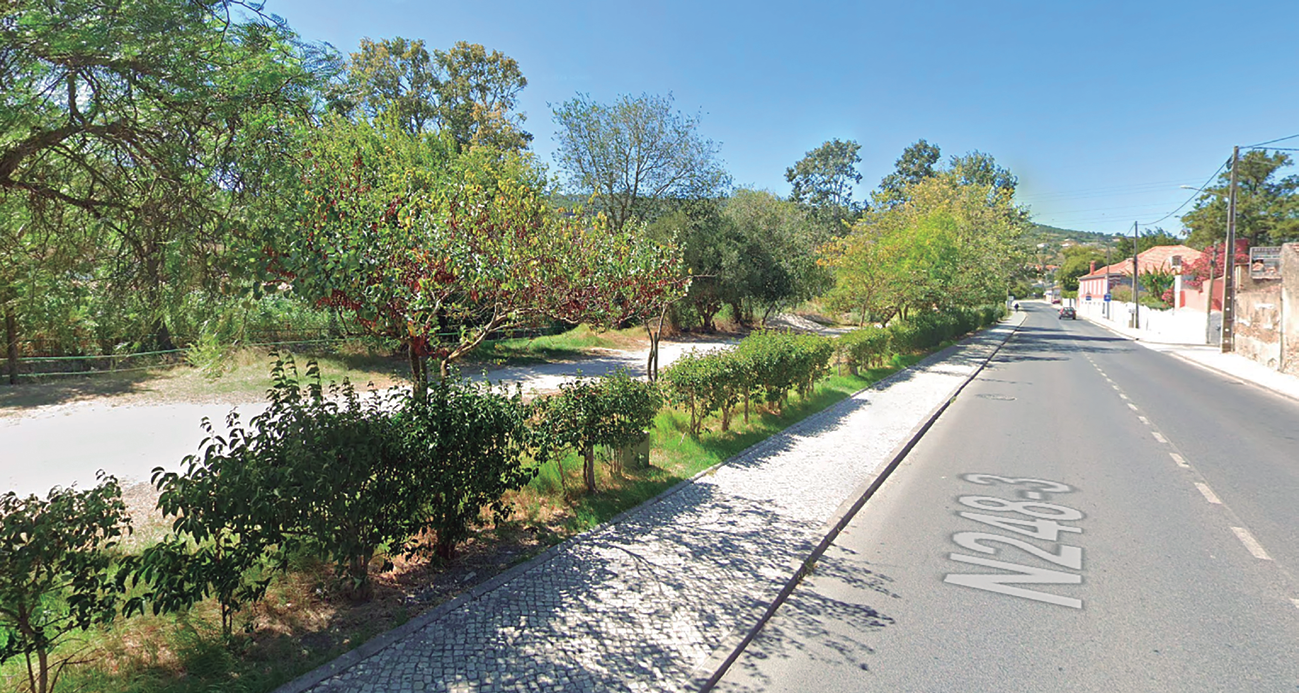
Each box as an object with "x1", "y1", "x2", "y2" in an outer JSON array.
[{"x1": 1080, "y1": 244, "x2": 1201, "y2": 278}]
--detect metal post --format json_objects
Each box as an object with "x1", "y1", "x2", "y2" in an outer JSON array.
[
  {"x1": 1132, "y1": 222, "x2": 1140, "y2": 330},
  {"x1": 1104, "y1": 243, "x2": 1112, "y2": 320},
  {"x1": 1205, "y1": 244, "x2": 1218, "y2": 345},
  {"x1": 1221, "y1": 146, "x2": 1240, "y2": 353}
]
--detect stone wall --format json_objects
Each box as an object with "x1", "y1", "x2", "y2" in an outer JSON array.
[
  {"x1": 1234, "y1": 242, "x2": 1298, "y2": 373},
  {"x1": 1282, "y1": 243, "x2": 1299, "y2": 376}
]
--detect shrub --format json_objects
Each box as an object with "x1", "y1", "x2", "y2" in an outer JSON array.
[
  {"x1": 1, "y1": 474, "x2": 133, "y2": 693},
  {"x1": 837, "y1": 326, "x2": 891, "y2": 374},
  {"x1": 537, "y1": 369, "x2": 662, "y2": 492}
]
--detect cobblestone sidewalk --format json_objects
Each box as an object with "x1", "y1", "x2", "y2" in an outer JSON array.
[{"x1": 281, "y1": 318, "x2": 1023, "y2": 693}]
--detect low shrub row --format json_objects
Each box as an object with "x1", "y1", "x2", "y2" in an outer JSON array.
[
  {"x1": 840, "y1": 305, "x2": 1005, "y2": 373},
  {"x1": 661, "y1": 331, "x2": 836, "y2": 435}
]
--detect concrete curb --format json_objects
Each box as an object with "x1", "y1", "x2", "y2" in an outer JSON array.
[
  {"x1": 692, "y1": 314, "x2": 1025, "y2": 691},
  {"x1": 272, "y1": 316, "x2": 1024, "y2": 693}
]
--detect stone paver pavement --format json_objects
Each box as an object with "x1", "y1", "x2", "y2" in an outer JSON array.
[{"x1": 282, "y1": 318, "x2": 1024, "y2": 693}]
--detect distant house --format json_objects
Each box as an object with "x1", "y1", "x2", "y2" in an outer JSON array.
[{"x1": 1077, "y1": 245, "x2": 1201, "y2": 301}]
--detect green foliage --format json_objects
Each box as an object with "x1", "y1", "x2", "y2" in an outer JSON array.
[
  {"x1": 836, "y1": 326, "x2": 891, "y2": 373},
  {"x1": 143, "y1": 354, "x2": 539, "y2": 631},
  {"x1": 722, "y1": 189, "x2": 833, "y2": 325},
  {"x1": 272, "y1": 115, "x2": 686, "y2": 394},
  {"x1": 662, "y1": 332, "x2": 835, "y2": 436},
  {"x1": 0, "y1": 474, "x2": 133, "y2": 693},
  {"x1": 537, "y1": 370, "x2": 662, "y2": 492},
  {"x1": 1183, "y1": 150, "x2": 1299, "y2": 247},
  {"x1": 873, "y1": 139, "x2": 942, "y2": 208},
  {"x1": 335, "y1": 37, "x2": 530, "y2": 150},
  {"x1": 1055, "y1": 245, "x2": 1105, "y2": 292},
  {"x1": 785, "y1": 139, "x2": 864, "y2": 233},
  {"x1": 551, "y1": 92, "x2": 731, "y2": 231}
]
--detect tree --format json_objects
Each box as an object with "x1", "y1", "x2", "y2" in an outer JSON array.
[
  {"x1": 434, "y1": 41, "x2": 530, "y2": 151},
  {"x1": 337, "y1": 36, "x2": 441, "y2": 134},
  {"x1": 551, "y1": 92, "x2": 730, "y2": 231},
  {"x1": 1057, "y1": 245, "x2": 1105, "y2": 292},
  {"x1": 273, "y1": 116, "x2": 686, "y2": 398},
  {"x1": 0, "y1": 0, "x2": 322, "y2": 350},
  {"x1": 338, "y1": 38, "x2": 530, "y2": 151},
  {"x1": 785, "y1": 139, "x2": 863, "y2": 233},
  {"x1": 825, "y1": 170, "x2": 1030, "y2": 322},
  {"x1": 873, "y1": 139, "x2": 942, "y2": 207},
  {"x1": 948, "y1": 151, "x2": 1018, "y2": 196},
  {"x1": 1183, "y1": 150, "x2": 1299, "y2": 247},
  {"x1": 722, "y1": 189, "x2": 832, "y2": 326},
  {"x1": 1, "y1": 474, "x2": 133, "y2": 693}
]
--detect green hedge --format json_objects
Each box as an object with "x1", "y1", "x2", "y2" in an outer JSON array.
[{"x1": 662, "y1": 331, "x2": 835, "y2": 435}]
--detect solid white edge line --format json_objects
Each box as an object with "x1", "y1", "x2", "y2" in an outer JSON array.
[
  {"x1": 1152, "y1": 432, "x2": 1168, "y2": 444},
  {"x1": 1195, "y1": 482, "x2": 1222, "y2": 504},
  {"x1": 1169, "y1": 452, "x2": 1189, "y2": 467},
  {"x1": 1231, "y1": 527, "x2": 1273, "y2": 560}
]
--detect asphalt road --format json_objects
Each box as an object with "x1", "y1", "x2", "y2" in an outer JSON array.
[{"x1": 714, "y1": 302, "x2": 1299, "y2": 692}]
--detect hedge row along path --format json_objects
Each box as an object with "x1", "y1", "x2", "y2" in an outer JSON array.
[
  {"x1": 280, "y1": 314, "x2": 1025, "y2": 693},
  {"x1": 0, "y1": 337, "x2": 734, "y2": 497}
]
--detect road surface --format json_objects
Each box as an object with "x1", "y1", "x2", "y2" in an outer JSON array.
[{"x1": 715, "y1": 302, "x2": 1299, "y2": 692}]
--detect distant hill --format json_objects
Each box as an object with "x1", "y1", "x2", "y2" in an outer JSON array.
[{"x1": 1030, "y1": 223, "x2": 1109, "y2": 243}]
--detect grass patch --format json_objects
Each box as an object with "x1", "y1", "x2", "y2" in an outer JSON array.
[{"x1": 469, "y1": 324, "x2": 648, "y2": 367}]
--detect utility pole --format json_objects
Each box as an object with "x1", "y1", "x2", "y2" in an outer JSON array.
[
  {"x1": 1132, "y1": 221, "x2": 1140, "y2": 331},
  {"x1": 1104, "y1": 242, "x2": 1112, "y2": 320},
  {"x1": 1204, "y1": 243, "x2": 1218, "y2": 345},
  {"x1": 1220, "y1": 145, "x2": 1240, "y2": 353}
]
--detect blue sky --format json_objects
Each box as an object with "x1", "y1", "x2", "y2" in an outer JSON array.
[{"x1": 262, "y1": 0, "x2": 1298, "y2": 238}]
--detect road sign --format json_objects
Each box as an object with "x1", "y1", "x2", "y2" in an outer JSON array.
[{"x1": 1104, "y1": 293, "x2": 1112, "y2": 302}]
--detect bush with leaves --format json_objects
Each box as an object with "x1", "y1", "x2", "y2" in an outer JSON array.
[
  {"x1": 396, "y1": 376, "x2": 540, "y2": 558},
  {"x1": 142, "y1": 355, "x2": 541, "y2": 625},
  {"x1": 0, "y1": 474, "x2": 133, "y2": 693},
  {"x1": 537, "y1": 369, "x2": 662, "y2": 492},
  {"x1": 659, "y1": 351, "x2": 735, "y2": 436},
  {"x1": 836, "y1": 326, "x2": 891, "y2": 374}
]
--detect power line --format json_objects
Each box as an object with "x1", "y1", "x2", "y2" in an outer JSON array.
[
  {"x1": 1243, "y1": 133, "x2": 1299, "y2": 148},
  {"x1": 1138, "y1": 159, "x2": 1229, "y2": 228}
]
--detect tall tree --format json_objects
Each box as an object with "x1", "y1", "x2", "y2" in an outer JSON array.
[
  {"x1": 949, "y1": 151, "x2": 1018, "y2": 195},
  {"x1": 873, "y1": 139, "x2": 942, "y2": 207},
  {"x1": 338, "y1": 36, "x2": 441, "y2": 134},
  {"x1": 785, "y1": 138, "x2": 863, "y2": 233},
  {"x1": 434, "y1": 41, "x2": 530, "y2": 151},
  {"x1": 1182, "y1": 150, "x2": 1299, "y2": 247},
  {"x1": 551, "y1": 92, "x2": 730, "y2": 230},
  {"x1": 722, "y1": 189, "x2": 831, "y2": 326},
  {"x1": 0, "y1": 0, "x2": 322, "y2": 350},
  {"x1": 338, "y1": 37, "x2": 530, "y2": 150}
]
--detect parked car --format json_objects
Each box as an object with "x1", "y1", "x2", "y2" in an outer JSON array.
[{"x1": 1059, "y1": 307, "x2": 1076, "y2": 319}]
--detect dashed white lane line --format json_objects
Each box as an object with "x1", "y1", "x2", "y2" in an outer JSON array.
[
  {"x1": 1231, "y1": 527, "x2": 1273, "y2": 560},
  {"x1": 1119, "y1": 393, "x2": 1130, "y2": 400},
  {"x1": 1170, "y1": 452, "x2": 1189, "y2": 468},
  {"x1": 1137, "y1": 415, "x2": 1150, "y2": 424},
  {"x1": 1196, "y1": 483, "x2": 1223, "y2": 504},
  {"x1": 1152, "y1": 431, "x2": 1168, "y2": 444},
  {"x1": 1127, "y1": 403, "x2": 1139, "y2": 411},
  {"x1": 1291, "y1": 598, "x2": 1299, "y2": 611}
]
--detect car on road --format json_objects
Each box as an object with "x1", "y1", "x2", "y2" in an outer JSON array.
[{"x1": 1059, "y1": 306, "x2": 1076, "y2": 319}]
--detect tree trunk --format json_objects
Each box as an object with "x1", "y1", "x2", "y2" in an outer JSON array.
[
  {"x1": 409, "y1": 347, "x2": 427, "y2": 400},
  {"x1": 4, "y1": 299, "x2": 18, "y2": 385},
  {"x1": 583, "y1": 443, "x2": 596, "y2": 493},
  {"x1": 149, "y1": 317, "x2": 176, "y2": 351}
]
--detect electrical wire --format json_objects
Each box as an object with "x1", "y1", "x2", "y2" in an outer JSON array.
[
  {"x1": 1243, "y1": 133, "x2": 1299, "y2": 148},
  {"x1": 1137, "y1": 159, "x2": 1229, "y2": 229}
]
